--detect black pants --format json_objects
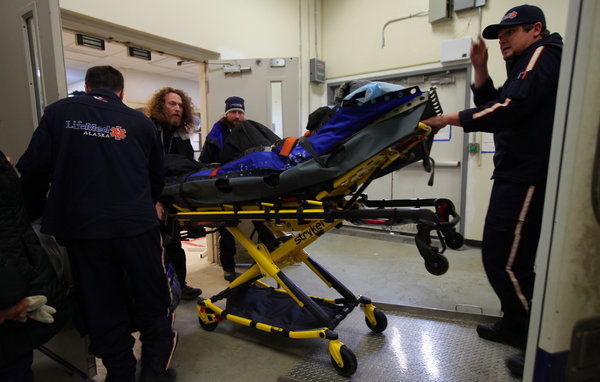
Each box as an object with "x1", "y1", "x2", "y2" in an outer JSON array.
[
  {"x1": 65, "y1": 228, "x2": 177, "y2": 381},
  {"x1": 482, "y1": 180, "x2": 545, "y2": 335},
  {"x1": 0, "y1": 350, "x2": 33, "y2": 382},
  {"x1": 161, "y1": 214, "x2": 189, "y2": 289},
  {"x1": 219, "y1": 222, "x2": 276, "y2": 271},
  {"x1": 164, "y1": 240, "x2": 188, "y2": 288}
]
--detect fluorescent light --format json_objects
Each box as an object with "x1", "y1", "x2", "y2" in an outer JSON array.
[{"x1": 75, "y1": 34, "x2": 105, "y2": 50}]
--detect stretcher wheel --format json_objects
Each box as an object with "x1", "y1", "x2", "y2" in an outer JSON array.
[
  {"x1": 365, "y1": 308, "x2": 388, "y2": 333},
  {"x1": 198, "y1": 317, "x2": 218, "y2": 331},
  {"x1": 443, "y1": 229, "x2": 464, "y2": 249},
  {"x1": 424, "y1": 254, "x2": 449, "y2": 276},
  {"x1": 330, "y1": 345, "x2": 357, "y2": 377}
]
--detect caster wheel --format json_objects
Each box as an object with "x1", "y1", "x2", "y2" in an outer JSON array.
[
  {"x1": 330, "y1": 345, "x2": 357, "y2": 377},
  {"x1": 198, "y1": 307, "x2": 218, "y2": 331},
  {"x1": 425, "y1": 254, "x2": 449, "y2": 276},
  {"x1": 198, "y1": 317, "x2": 218, "y2": 331},
  {"x1": 444, "y1": 230, "x2": 464, "y2": 249},
  {"x1": 365, "y1": 308, "x2": 388, "y2": 333}
]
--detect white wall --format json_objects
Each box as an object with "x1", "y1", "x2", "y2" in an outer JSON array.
[
  {"x1": 66, "y1": 69, "x2": 200, "y2": 111},
  {"x1": 322, "y1": 0, "x2": 567, "y2": 81},
  {"x1": 122, "y1": 70, "x2": 200, "y2": 111},
  {"x1": 59, "y1": 0, "x2": 302, "y2": 59}
]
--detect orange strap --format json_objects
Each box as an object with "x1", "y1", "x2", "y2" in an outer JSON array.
[
  {"x1": 209, "y1": 167, "x2": 221, "y2": 178},
  {"x1": 279, "y1": 137, "x2": 299, "y2": 157}
]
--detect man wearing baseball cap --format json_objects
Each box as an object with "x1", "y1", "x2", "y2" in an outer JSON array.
[{"x1": 422, "y1": 4, "x2": 563, "y2": 377}]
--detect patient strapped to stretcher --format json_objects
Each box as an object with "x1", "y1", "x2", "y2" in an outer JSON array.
[
  {"x1": 162, "y1": 82, "x2": 441, "y2": 207},
  {"x1": 164, "y1": 81, "x2": 459, "y2": 378}
]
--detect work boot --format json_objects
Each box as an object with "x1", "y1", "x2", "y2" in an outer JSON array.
[
  {"x1": 139, "y1": 368, "x2": 177, "y2": 382},
  {"x1": 476, "y1": 319, "x2": 526, "y2": 349},
  {"x1": 506, "y1": 352, "x2": 525, "y2": 377},
  {"x1": 223, "y1": 269, "x2": 240, "y2": 282},
  {"x1": 180, "y1": 286, "x2": 201, "y2": 300}
]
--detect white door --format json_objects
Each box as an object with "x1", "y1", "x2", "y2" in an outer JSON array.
[
  {"x1": 0, "y1": 0, "x2": 67, "y2": 160},
  {"x1": 206, "y1": 58, "x2": 300, "y2": 139},
  {"x1": 353, "y1": 69, "x2": 468, "y2": 234},
  {"x1": 392, "y1": 71, "x2": 466, "y2": 212}
]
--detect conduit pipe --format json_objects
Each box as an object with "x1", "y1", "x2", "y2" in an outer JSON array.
[{"x1": 381, "y1": 11, "x2": 429, "y2": 48}]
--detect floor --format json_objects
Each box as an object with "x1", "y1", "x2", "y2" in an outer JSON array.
[{"x1": 31, "y1": 226, "x2": 521, "y2": 381}]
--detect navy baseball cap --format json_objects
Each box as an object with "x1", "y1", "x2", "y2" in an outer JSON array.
[
  {"x1": 225, "y1": 96, "x2": 245, "y2": 113},
  {"x1": 482, "y1": 4, "x2": 546, "y2": 39}
]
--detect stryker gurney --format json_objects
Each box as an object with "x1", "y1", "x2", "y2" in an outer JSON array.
[{"x1": 162, "y1": 83, "x2": 463, "y2": 377}]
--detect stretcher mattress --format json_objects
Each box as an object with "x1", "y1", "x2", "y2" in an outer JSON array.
[{"x1": 162, "y1": 85, "x2": 436, "y2": 208}]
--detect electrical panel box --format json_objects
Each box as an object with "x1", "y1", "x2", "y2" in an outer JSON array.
[
  {"x1": 310, "y1": 58, "x2": 326, "y2": 83},
  {"x1": 429, "y1": 0, "x2": 452, "y2": 23},
  {"x1": 455, "y1": 0, "x2": 486, "y2": 12},
  {"x1": 454, "y1": 0, "x2": 475, "y2": 12},
  {"x1": 441, "y1": 37, "x2": 471, "y2": 63}
]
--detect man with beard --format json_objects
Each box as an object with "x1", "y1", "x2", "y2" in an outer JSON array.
[
  {"x1": 422, "y1": 4, "x2": 563, "y2": 376},
  {"x1": 146, "y1": 87, "x2": 202, "y2": 301},
  {"x1": 200, "y1": 97, "x2": 276, "y2": 281}
]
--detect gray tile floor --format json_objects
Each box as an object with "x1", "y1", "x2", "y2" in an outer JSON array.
[{"x1": 32, "y1": 226, "x2": 519, "y2": 381}]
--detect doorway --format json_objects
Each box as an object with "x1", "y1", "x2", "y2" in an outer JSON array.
[{"x1": 328, "y1": 65, "x2": 471, "y2": 236}]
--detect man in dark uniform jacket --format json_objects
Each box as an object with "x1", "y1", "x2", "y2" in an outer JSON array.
[
  {"x1": 146, "y1": 87, "x2": 202, "y2": 301},
  {"x1": 422, "y1": 5, "x2": 563, "y2": 376},
  {"x1": 17, "y1": 66, "x2": 178, "y2": 382}
]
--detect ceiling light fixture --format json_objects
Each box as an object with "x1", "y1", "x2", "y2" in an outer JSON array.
[
  {"x1": 128, "y1": 46, "x2": 152, "y2": 61},
  {"x1": 76, "y1": 34, "x2": 105, "y2": 50}
]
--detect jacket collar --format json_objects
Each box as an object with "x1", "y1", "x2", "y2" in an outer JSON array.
[
  {"x1": 152, "y1": 118, "x2": 189, "y2": 139},
  {"x1": 86, "y1": 88, "x2": 123, "y2": 103},
  {"x1": 506, "y1": 32, "x2": 563, "y2": 73}
]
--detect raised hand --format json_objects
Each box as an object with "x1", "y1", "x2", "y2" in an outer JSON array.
[
  {"x1": 470, "y1": 35, "x2": 488, "y2": 69},
  {"x1": 470, "y1": 36, "x2": 490, "y2": 88}
]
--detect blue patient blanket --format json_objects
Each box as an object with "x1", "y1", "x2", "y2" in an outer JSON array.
[
  {"x1": 163, "y1": 83, "x2": 432, "y2": 207},
  {"x1": 187, "y1": 83, "x2": 420, "y2": 180}
]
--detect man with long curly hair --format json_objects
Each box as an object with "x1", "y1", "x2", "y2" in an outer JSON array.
[{"x1": 146, "y1": 87, "x2": 202, "y2": 301}]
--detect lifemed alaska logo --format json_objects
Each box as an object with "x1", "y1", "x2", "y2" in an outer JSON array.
[{"x1": 65, "y1": 120, "x2": 127, "y2": 141}]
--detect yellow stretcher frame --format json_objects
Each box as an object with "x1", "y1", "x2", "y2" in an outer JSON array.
[
  {"x1": 173, "y1": 122, "x2": 462, "y2": 377},
  {"x1": 190, "y1": 214, "x2": 385, "y2": 377}
]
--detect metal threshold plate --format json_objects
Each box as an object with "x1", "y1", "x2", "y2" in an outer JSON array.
[{"x1": 279, "y1": 307, "x2": 521, "y2": 382}]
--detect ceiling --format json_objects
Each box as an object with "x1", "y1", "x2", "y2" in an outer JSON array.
[{"x1": 62, "y1": 29, "x2": 201, "y2": 87}]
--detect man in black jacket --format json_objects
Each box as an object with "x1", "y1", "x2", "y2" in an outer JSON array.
[
  {"x1": 17, "y1": 66, "x2": 178, "y2": 382},
  {"x1": 146, "y1": 87, "x2": 202, "y2": 301},
  {"x1": 200, "y1": 97, "x2": 277, "y2": 282},
  {"x1": 422, "y1": 5, "x2": 562, "y2": 376}
]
